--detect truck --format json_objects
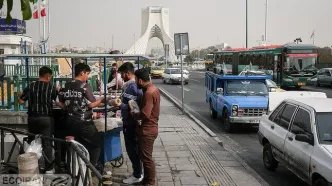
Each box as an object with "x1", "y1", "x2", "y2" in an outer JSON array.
[{"x1": 205, "y1": 72, "x2": 271, "y2": 132}]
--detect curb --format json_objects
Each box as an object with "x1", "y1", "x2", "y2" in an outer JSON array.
[{"x1": 159, "y1": 87, "x2": 270, "y2": 186}]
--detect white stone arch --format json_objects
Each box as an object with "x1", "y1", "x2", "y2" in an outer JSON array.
[{"x1": 125, "y1": 6, "x2": 178, "y2": 62}]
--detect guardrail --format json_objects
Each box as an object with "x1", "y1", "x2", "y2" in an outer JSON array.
[{"x1": 0, "y1": 125, "x2": 103, "y2": 186}]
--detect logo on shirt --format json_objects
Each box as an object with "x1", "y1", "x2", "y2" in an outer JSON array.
[{"x1": 61, "y1": 90, "x2": 83, "y2": 98}]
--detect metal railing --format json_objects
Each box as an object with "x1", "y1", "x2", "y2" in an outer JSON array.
[{"x1": 0, "y1": 126, "x2": 103, "y2": 186}]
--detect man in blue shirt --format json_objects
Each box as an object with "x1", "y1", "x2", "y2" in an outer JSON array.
[{"x1": 117, "y1": 62, "x2": 143, "y2": 184}]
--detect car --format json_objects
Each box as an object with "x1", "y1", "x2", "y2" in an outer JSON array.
[
  {"x1": 162, "y1": 68, "x2": 189, "y2": 85},
  {"x1": 316, "y1": 68, "x2": 332, "y2": 87},
  {"x1": 150, "y1": 66, "x2": 164, "y2": 78},
  {"x1": 266, "y1": 79, "x2": 285, "y2": 92},
  {"x1": 258, "y1": 98, "x2": 332, "y2": 186},
  {"x1": 239, "y1": 70, "x2": 267, "y2": 76}
]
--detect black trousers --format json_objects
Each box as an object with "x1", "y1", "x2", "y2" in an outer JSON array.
[
  {"x1": 67, "y1": 116, "x2": 102, "y2": 166},
  {"x1": 123, "y1": 125, "x2": 142, "y2": 178},
  {"x1": 28, "y1": 116, "x2": 54, "y2": 170}
]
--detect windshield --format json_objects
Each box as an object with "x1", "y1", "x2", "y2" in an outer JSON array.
[
  {"x1": 316, "y1": 113, "x2": 332, "y2": 144},
  {"x1": 226, "y1": 80, "x2": 268, "y2": 96},
  {"x1": 205, "y1": 55, "x2": 214, "y2": 60},
  {"x1": 285, "y1": 56, "x2": 318, "y2": 74},
  {"x1": 169, "y1": 69, "x2": 182, "y2": 74},
  {"x1": 151, "y1": 66, "x2": 162, "y2": 70}
]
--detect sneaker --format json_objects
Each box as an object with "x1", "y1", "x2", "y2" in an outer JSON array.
[{"x1": 123, "y1": 175, "x2": 143, "y2": 184}]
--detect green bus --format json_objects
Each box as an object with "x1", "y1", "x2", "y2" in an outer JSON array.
[{"x1": 211, "y1": 44, "x2": 319, "y2": 88}]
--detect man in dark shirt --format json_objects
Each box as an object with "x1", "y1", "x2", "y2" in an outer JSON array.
[
  {"x1": 57, "y1": 63, "x2": 110, "y2": 167},
  {"x1": 18, "y1": 66, "x2": 58, "y2": 173},
  {"x1": 116, "y1": 62, "x2": 143, "y2": 184},
  {"x1": 132, "y1": 68, "x2": 160, "y2": 186},
  {"x1": 108, "y1": 63, "x2": 117, "y2": 83}
]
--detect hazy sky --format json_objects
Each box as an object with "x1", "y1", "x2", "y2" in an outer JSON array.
[{"x1": 9, "y1": 0, "x2": 332, "y2": 51}]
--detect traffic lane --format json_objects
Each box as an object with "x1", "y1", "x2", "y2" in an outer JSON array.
[{"x1": 153, "y1": 79, "x2": 308, "y2": 186}]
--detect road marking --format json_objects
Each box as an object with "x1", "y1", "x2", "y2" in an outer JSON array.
[
  {"x1": 197, "y1": 75, "x2": 205, "y2": 78},
  {"x1": 177, "y1": 86, "x2": 190, "y2": 91},
  {"x1": 190, "y1": 79, "x2": 200, "y2": 83}
]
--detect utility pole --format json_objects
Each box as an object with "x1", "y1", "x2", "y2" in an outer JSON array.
[
  {"x1": 112, "y1": 35, "x2": 114, "y2": 50},
  {"x1": 134, "y1": 34, "x2": 136, "y2": 54},
  {"x1": 246, "y1": 0, "x2": 248, "y2": 48},
  {"x1": 264, "y1": 0, "x2": 268, "y2": 41}
]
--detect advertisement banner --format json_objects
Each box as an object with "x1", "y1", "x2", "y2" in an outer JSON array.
[{"x1": 0, "y1": 19, "x2": 26, "y2": 34}]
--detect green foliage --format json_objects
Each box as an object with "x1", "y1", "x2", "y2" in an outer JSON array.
[
  {"x1": 184, "y1": 55, "x2": 194, "y2": 63},
  {"x1": 135, "y1": 60, "x2": 151, "y2": 66},
  {"x1": 0, "y1": 0, "x2": 34, "y2": 23}
]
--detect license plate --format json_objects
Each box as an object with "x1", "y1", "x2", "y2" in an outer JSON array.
[
  {"x1": 249, "y1": 120, "x2": 259, "y2": 123},
  {"x1": 298, "y1": 82, "x2": 306, "y2": 86}
]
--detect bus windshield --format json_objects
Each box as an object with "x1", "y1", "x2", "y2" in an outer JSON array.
[
  {"x1": 205, "y1": 54, "x2": 214, "y2": 60},
  {"x1": 285, "y1": 56, "x2": 318, "y2": 74}
]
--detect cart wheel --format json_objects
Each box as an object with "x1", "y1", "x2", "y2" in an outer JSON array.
[{"x1": 110, "y1": 155, "x2": 124, "y2": 168}]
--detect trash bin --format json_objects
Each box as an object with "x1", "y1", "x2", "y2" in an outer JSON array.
[{"x1": 103, "y1": 127, "x2": 123, "y2": 164}]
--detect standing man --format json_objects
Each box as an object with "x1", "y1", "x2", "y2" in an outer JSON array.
[
  {"x1": 107, "y1": 68, "x2": 124, "y2": 91},
  {"x1": 108, "y1": 63, "x2": 117, "y2": 83},
  {"x1": 18, "y1": 66, "x2": 58, "y2": 173},
  {"x1": 114, "y1": 62, "x2": 143, "y2": 184},
  {"x1": 57, "y1": 63, "x2": 109, "y2": 168},
  {"x1": 132, "y1": 68, "x2": 160, "y2": 186}
]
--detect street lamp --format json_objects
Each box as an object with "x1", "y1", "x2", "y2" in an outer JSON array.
[
  {"x1": 246, "y1": 0, "x2": 248, "y2": 48},
  {"x1": 264, "y1": 0, "x2": 268, "y2": 41},
  {"x1": 294, "y1": 38, "x2": 302, "y2": 44}
]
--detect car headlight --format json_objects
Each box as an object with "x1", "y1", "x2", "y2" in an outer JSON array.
[
  {"x1": 232, "y1": 105, "x2": 238, "y2": 116},
  {"x1": 283, "y1": 78, "x2": 293, "y2": 82}
]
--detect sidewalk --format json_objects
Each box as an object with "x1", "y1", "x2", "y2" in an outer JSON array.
[{"x1": 106, "y1": 96, "x2": 264, "y2": 186}]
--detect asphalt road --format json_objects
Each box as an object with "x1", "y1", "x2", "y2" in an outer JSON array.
[{"x1": 152, "y1": 71, "x2": 332, "y2": 186}]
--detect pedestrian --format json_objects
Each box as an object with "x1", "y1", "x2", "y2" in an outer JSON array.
[
  {"x1": 108, "y1": 63, "x2": 117, "y2": 83},
  {"x1": 113, "y1": 62, "x2": 143, "y2": 184},
  {"x1": 57, "y1": 63, "x2": 110, "y2": 170},
  {"x1": 18, "y1": 66, "x2": 59, "y2": 173},
  {"x1": 106, "y1": 68, "x2": 124, "y2": 91},
  {"x1": 131, "y1": 68, "x2": 160, "y2": 186}
]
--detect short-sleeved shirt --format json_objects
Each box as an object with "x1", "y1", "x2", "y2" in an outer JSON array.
[
  {"x1": 20, "y1": 81, "x2": 57, "y2": 117},
  {"x1": 58, "y1": 80, "x2": 96, "y2": 121}
]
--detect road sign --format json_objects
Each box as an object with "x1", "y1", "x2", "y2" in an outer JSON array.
[{"x1": 174, "y1": 33, "x2": 189, "y2": 55}]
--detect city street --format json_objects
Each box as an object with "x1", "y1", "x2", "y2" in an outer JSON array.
[{"x1": 152, "y1": 70, "x2": 332, "y2": 186}]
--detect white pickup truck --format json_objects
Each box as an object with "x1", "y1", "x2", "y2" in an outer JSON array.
[{"x1": 258, "y1": 97, "x2": 332, "y2": 186}]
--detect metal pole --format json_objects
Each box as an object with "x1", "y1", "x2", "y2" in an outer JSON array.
[
  {"x1": 134, "y1": 34, "x2": 136, "y2": 54},
  {"x1": 180, "y1": 35, "x2": 184, "y2": 113},
  {"x1": 246, "y1": 0, "x2": 248, "y2": 48},
  {"x1": 264, "y1": 0, "x2": 267, "y2": 41},
  {"x1": 164, "y1": 45, "x2": 166, "y2": 66}
]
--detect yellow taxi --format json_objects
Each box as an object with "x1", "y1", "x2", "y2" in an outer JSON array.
[
  {"x1": 150, "y1": 66, "x2": 164, "y2": 78},
  {"x1": 266, "y1": 79, "x2": 286, "y2": 92}
]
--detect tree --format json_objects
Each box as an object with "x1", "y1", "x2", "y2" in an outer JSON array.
[
  {"x1": 184, "y1": 55, "x2": 194, "y2": 63},
  {"x1": 1, "y1": 0, "x2": 35, "y2": 23}
]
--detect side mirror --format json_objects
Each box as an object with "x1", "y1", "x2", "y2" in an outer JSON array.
[
  {"x1": 216, "y1": 88, "x2": 223, "y2": 94},
  {"x1": 295, "y1": 133, "x2": 314, "y2": 145}
]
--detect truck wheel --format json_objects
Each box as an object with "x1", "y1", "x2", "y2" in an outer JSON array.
[
  {"x1": 314, "y1": 178, "x2": 328, "y2": 186},
  {"x1": 263, "y1": 143, "x2": 278, "y2": 171},
  {"x1": 209, "y1": 102, "x2": 217, "y2": 119},
  {"x1": 223, "y1": 111, "x2": 234, "y2": 133}
]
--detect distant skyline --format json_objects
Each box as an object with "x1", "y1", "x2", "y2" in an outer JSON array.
[{"x1": 7, "y1": 0, "x2": 332, "y2": 51}]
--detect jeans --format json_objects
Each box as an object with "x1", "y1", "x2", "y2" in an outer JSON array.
[
  {"x1": 139, "y1": 135, "x2": 157, "y2": 185},
  {"x1": 28, "y1": 116, "x2": 54, "y2": 171},
  {"x1": 67, "y1": 116, "x2": 101, "y2": 166},
  {"x1": 123, "y1": 125, "x2": 142, "y2": 178}
]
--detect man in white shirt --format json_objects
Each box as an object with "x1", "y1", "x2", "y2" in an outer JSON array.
[{"x1": 107, "y1": 68, "x2": 124, "y2": 91}]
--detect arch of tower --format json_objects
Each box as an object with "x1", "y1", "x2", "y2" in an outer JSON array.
[{"x1": 125, "y1": 6, "x2": 178, "y2": 63}]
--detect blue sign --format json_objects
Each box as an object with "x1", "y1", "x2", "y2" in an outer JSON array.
[{"x1": 0, "y1": 18, "x2": 26, "y2": 34}]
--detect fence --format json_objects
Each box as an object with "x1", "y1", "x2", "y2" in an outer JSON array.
[
  {"x1": 0, "y1": 126, "x2": 103, "y2": 185},
  {"x1": 4, "y1": 64, "x2": 60, "y2": 77}
]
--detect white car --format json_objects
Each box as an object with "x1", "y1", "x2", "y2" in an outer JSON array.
[
  {"x1": 258, "y1": 98, "x2": 332, "y2": 186},
  {"x1": 162, "y1": 68, "x2": 189, "y2": 85}
]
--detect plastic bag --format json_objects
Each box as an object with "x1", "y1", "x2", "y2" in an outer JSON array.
[
  {"x1": 24, "y1": 137, "x2": 43, "y2": 159},
  {"x1": 128, "y1": 100, "x2": 140, "y2": 113},
  {"x1": 94, "y1": 118, "x2": 123, "y2": 132}
]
